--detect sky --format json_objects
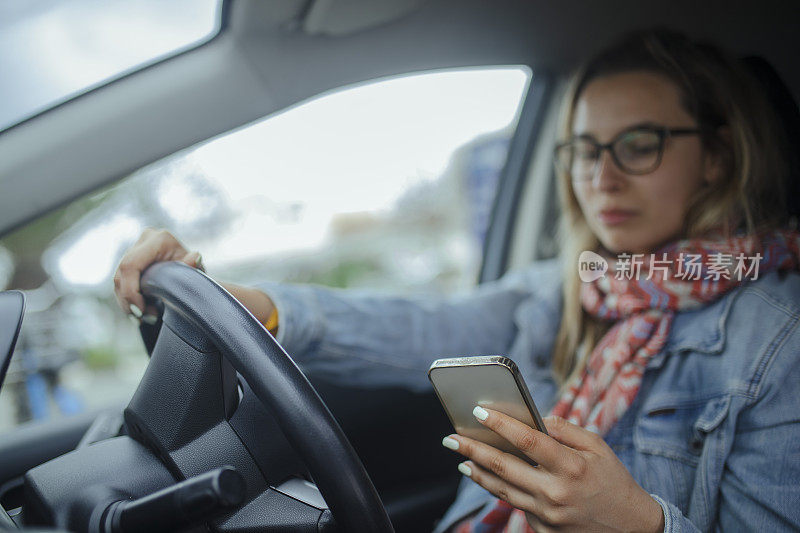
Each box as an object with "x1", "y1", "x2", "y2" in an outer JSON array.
[{"x1": 191, "y1": 68, "x2": 530, "y2": 264}]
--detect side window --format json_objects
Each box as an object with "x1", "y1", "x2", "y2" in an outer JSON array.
[{"x1": 0, "y1": 66, "x2": 531, "y2": 430}]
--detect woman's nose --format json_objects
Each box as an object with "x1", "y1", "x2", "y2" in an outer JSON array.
[{"x1": 590, "y1": 150, "x2": 626, "y2": 191}]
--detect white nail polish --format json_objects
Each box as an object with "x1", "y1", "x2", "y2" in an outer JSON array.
[
  {"x1": 129, "y1": 304, "x2": 143, "y2": 318},
  {"x1": 473, "y1": 406, "x2": 489, "y2": 421},
  {"x1": 458, "y1": 462, "x2": 472, "y2": 477},
  {"x1": 142, "y1": 314, "x2": 158, "y2": 325},
  {"x1": 442, "y1": 436, "x2": 459, "y2": 450}
]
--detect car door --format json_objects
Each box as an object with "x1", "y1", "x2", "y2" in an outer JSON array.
[{"x1": 0, "y1": 64, "x2": 541, "y2": 532}]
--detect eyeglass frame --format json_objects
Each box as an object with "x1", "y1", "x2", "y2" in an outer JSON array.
[{"x1": 553, "y1": 124, "x2": 705, "y2": 181}]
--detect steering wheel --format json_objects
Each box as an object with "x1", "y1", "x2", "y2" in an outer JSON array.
[{"x1": 132, "y1": 261, "x2": 394, "y2": 532}]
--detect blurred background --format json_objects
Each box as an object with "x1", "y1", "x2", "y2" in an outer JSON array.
[{"x1": 0, "y1": 0, "x2": 530, "y2": 431}]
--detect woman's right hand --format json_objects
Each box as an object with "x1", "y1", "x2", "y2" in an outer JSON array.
[{"x1": 113, "y1": 228, "x2": 203, "y2": 320}]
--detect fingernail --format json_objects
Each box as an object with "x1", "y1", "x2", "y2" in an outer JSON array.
[
  {"x1": 473, "y1": 406, "x2": 489, "y2": 421},
  {"x1": 458, "y1": 462, "x2": 472, "y2": 477},
  {"x1": 442, "y1": 436, "x2": 459, "y2": 451},
  {"x1": 196, "y1": 253, "x2": 205, "y2": 271},
  {"x1": 129, "y1": 304, "x2": 143, "y2": 318},
  {"x1": 142, "y1": 314, "x2": 158, "y2": 325}
]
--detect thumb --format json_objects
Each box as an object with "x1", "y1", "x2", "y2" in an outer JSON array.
[{"x1": 183, "y1": 251, "x2": 205, "y2": 272}]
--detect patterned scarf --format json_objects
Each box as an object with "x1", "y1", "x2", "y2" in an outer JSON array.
[{"x1": 453, "y1": 229, "x2": 800, "y2": 533}]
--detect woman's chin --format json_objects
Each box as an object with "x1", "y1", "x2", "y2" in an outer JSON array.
[{"x1": 597, "y1": 234, "x2": 654, "y2": 256}]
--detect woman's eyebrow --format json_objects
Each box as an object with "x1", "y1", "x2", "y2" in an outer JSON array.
[
  {"x1": 568, "y1": 132, "x2": 599, "y2": 141},
  {"x1": 571, "y1": 122, "x2": 661, "y2": 139},
  {"x1": 622, "y1": 121, "x2": 661, "y2": 131}
]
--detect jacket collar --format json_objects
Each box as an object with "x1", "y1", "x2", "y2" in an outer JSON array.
[{"x1": 646, "y1": 288, "x2": 737, "y2": 369}]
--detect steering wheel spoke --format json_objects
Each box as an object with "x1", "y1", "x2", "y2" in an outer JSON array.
[{"x1": 129, "y1": 261, "x2": 394, "y2": 533}]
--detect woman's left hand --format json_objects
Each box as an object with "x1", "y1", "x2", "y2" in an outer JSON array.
[{"x1": 442, "y1": 408, "x2": 665, "y2": 532}]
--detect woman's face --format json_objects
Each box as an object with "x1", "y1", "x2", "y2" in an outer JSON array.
[{"x1": 570, "y1": 70, "x2": 719, "y2": 254}]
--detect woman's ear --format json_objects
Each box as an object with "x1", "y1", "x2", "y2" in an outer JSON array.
[{"x1": 703, "y1": 126, "x2": 732, "y2": 184}]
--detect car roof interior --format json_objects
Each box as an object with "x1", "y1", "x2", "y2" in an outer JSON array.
[{"x1": 1, "y1": 0, "x2": 798, "y2": 269}]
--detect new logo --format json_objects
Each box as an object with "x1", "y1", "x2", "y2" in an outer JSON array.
[{"x1": 578, "y1": 251, "x2": 608, "y2": 282}]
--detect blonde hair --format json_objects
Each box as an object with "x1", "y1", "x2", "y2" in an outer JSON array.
[{"x1": 551, "y1": 29, "x2": 790, "y2": 389}]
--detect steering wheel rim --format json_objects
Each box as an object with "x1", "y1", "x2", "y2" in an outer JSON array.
[{"x1": 138, "y1": 261, "x2": 394, "y2": 533}]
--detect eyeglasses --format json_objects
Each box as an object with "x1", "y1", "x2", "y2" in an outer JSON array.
[{"x1": 554, "y1": 125, "x2": 703, "y2": 181}]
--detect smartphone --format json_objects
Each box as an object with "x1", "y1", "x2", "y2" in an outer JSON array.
[{"x1": 428, "y1": 355, "x2": 547, "y2": 465}]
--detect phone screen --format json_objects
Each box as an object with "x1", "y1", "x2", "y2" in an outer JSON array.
[{"x1": 428, "y1": 356, "x2": 547, "y2": 465}]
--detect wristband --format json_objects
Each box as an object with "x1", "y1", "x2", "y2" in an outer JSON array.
[{"x1": 264, "y1": 306, "x2": 279, "y2": 335}]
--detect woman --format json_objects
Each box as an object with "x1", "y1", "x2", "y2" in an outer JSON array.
[{"x1": 114, "y1": 30, "x2": 800, "y2": 532}]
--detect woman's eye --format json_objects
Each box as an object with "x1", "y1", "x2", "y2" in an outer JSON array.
[
  {"x1": 629, "y1": 143, "x2": 659, "y2": 155},
  {"x1": 619, "y1": 135, "x2": 660, "y2": 158}
]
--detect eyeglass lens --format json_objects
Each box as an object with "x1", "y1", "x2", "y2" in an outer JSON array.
[{"x1": 559, "y1": 129, "x2": 662, "y2": 180}]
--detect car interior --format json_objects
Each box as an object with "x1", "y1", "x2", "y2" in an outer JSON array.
[{"x1": 0, "y1": 0, "x2": 798, "y2": 531}]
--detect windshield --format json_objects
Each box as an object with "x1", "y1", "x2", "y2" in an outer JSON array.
[{"x1": 0, "y1": 0, "x2": 222, "y2": 130}]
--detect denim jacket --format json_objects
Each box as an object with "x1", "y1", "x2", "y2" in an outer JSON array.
[{"x1": 258, "y1": 258, "x2": 800, "y2": 532}]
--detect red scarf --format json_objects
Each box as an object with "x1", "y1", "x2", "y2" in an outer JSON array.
[{"x1": 454, "y1": 229, "x2": 800, "y2": 533}]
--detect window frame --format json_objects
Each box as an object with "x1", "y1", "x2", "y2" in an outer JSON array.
[{"x1": 479, "y1": 71, "x2": 555, "y2": 283}]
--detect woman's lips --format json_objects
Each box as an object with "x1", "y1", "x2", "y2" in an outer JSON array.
[{"x1": 598, "y1": 209, "x2": 637, "y2": 225}]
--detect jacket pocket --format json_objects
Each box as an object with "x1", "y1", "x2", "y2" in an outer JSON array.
[{"x1": 635, "y1": 395, "x2": 731, "y2": 465}]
